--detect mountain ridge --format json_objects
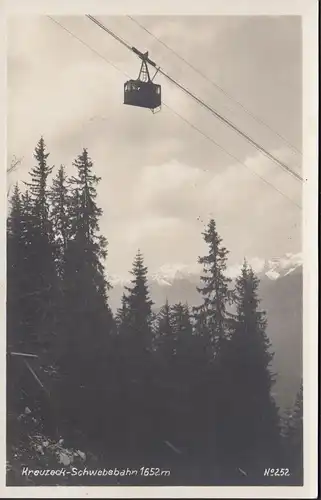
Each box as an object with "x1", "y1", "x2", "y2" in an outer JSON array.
[{"x1": 108, "y1": 251, "x2": 302, "y2": 288}]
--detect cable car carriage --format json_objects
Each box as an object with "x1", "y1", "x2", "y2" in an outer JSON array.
[{"x1": 124, "y1": 49, "x2": 161, "y2": 112}]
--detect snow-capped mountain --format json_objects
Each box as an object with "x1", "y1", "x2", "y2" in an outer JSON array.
[
  {"x1": 108, "y1": 263, "x2": 202, "y2": 287},
  {"x1": 108, "y1": 252, "x2": 302, "y2": 288},
  {"x1": 150, "y1": 263, "x2": 202, "y2": 286},
  {"x1": 108, "y1": 252, "x2": 302, "y2": 290},
  {"x1": 263, "y1": 252, "x2": 302, "y2": 280},
  {"x1": 109, "y1": 275, "x2": 130, "y2": 287}
]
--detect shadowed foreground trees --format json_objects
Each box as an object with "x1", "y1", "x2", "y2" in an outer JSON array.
[{"x1": 7, "y1": 138, "x2": 303, "y2": 486}]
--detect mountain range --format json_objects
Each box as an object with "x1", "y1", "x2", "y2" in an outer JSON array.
[{"x1": 107, "y1": 253, "x2": 303, "y2": 411}]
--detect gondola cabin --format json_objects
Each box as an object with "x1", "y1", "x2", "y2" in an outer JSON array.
[
  {"x1": 124, "y1": 80, "x2": 161, "y2": 110},
  {"x1": 124, "y1": 49, "x2": 161, "y2": 111}
]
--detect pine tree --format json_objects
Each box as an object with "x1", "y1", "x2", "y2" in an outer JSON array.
[
  {"x1": 18, "y1": 138, "x2": 58, "y2": 355},
  {"x1": 170, "y1": 303, "x2": 195, "y2": 449},
  {"x1": 63, "y1": 148, "x2": 111, "y2": 311},
  {"x1": 192, "y1": 220, "x2": 234, "y2": 479},
  {"x1": 7, "y1": 184, "x2": 24, "y2": 351},
  {"x1": 195, "y1": 219, "x2": 234, "y2": 357},
  {"x1": 57, "y1": 149, "x2": 113, "y2": 449},
  {"x1": 156, "y1": 300, "x2": 174, "y2": 354},
  {"x1": 218, "y1": 261, "x2": 281, "y2": 480},
  {"x1": 283, "y1": 382, "x2": 303, "y2": 484},
  {"x1": 49, "y1": 165, "x2": 70, "y2": 276},
  {"x1": 7, "y1": 179, "x2": 58, "y2": 447},
  {"x1": 123, "y1": 250, "x2": 153, "y2": 343},
  {"x1": 119, "y1": 250, "x2": 154, "y2": 461},
  {"x1": 7, "y1": 185, "x2": 28, "y2": 433},
  {"x1": 152, "y1": 300, "x2": 175, "y2": 446},
  {"x1": 24, "y1": 136, "x2": 53, "y2": 227},
  {"x1": 116, "y1": 293, "x2": 129, "y2": 329},
  {"x1": 7, "y1": 183, "x2": 23, "y2": 240}
]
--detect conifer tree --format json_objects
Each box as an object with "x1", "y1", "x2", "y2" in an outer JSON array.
[
  {"x1": 169, "y1": 303, "x2": 196, "y2": 450},
  {"x1": 195, "y1": 219, "x2": 234, "y2": 357},
  {"x1": 25, "y1": 136, "x2": 53, "y2": 225},
  {"x1": 57, "y1": 149, "x2": 113, "y2": 448},
  {"x1": 7, "y1": 184, "x2": 24, "y2": 351},
  {"x1": 217, "y1": 261, "x2": 281, "y2": 479},
  {"x1": 116, "y1": 293, "x2": 129, "y2": 331},
  {"x1": 49, "y1": 165, "x2": 70, "y2": 276},
  {"x1": 156, "y1": 300, "x2": 174, "y2": 354},
  {"x1": 20, "y1": 138, "x2": 58, "y2": 354},
  {"x1": 119, "y1": 250, "x2": 154, "y2": 461},
  {"x1": 152, "y1": 300, "x2": 175, "y2": 444},
  {"x1": 123, "y1": 250, "x2": 153, "y2": 341},
  {"x1": 7, "y1": 185, "x2": 29, "y2": 436},
  {"x1": 7, "y1": 179, "x2": 58, "y2": 445},
  {"x1": 192, "y1": 220, "x2": 234, "y2": 475},
  {"x1": 63, "y1": 148, "x2": 111, "y2": 314},
  {"x1": 7, "y1": 183, "x2": 23, "y2": 240},
  {"x1": 283, "y1": 382, "x2": 303, "y2": 483}
]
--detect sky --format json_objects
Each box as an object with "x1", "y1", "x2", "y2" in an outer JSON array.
[{"x1": 7, "y1": 15, "x2": 302, "y2": 278}]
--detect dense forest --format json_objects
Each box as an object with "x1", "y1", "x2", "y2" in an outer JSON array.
[{"x1": 6, "y1": 138, "x2": 303, "y2": 486}]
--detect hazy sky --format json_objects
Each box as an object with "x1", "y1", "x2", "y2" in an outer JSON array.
[{"x1": 7, "y1": 15, "x2": 302, "y2": 277}]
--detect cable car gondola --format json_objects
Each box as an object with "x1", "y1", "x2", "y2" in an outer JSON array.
[{"x1": 124, "y1": 50, "x2": 161, "y2": 112}]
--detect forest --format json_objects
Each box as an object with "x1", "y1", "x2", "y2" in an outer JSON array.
[{"x1": 6, "y1": 138, "x2": 303, "y2": 486}]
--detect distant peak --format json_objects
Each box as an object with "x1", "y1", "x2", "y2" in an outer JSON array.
[
  {"x1": 150, "y1": 263, "x2": 202, "y2": 285},
  {"x1": 108, "y1": 252, "x2": 302, "y2": 287},
  {"x1": 263, "y1": 252, "x2": 302, "y2": 280}
]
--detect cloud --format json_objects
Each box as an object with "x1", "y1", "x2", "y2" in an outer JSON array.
[
  {"x1": 7, "y1": 15, "x2": 302, "y2": 276},
  {"x1": 226, "y1": 257, "x2": 266, "y2": 279},
  {"x1": 134, "y1": 160, "x2": 204, "y2": 208}
]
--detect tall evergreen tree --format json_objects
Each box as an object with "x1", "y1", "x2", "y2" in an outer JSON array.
[
  {"x1": 152, "y1": 300, "x2": 175, "y2": 446},
  {"x1": 123, "y1": 250, "x2": 153, "y2": 343},
  {"x1": 7, "y1": 185, "x2": 29, "y2": 441},
  {"x1": 49, "y1": 165, "x2": 70, "y2": 276},
  {"x1": 7, "y1": 184, "x2": 24, "y2": 351},
  {"x1": 116, "y1": 293, "x2": 130, "y2": 332},
  {"x1": 283, "y1": 382, "x2": 303, "y2": 484},
  {"x1": 18, "y1": 138, "x2": 58, "y2": 355},
  {"x1": 217, "y1": 261, "x2": 281, "y2": 480},
  {"x1": 25, "y1": 136, "x2": 53, "y2": 225},
  {"x1": 192, "y1": 219, "x2": 234, "y2": 478},
  {"x1": 156, "y1": 300, "x2": 174, "y2": 354},
  {"x1": 195, "y1": 219, "x2": 234, "y2": 357},
  {"x1": 7, "y1": 162, "x2": 58, "y2": 448},
  {"x1": 169, "y1": 303, "x2": 195, "y2": 448},
  {"x1": 57, "y1": 149, "x2": 113, "y2": 450},
  {"x1": 118, "y1": 250, "x2": 154, "y2": 461},
  {"x1": 66, "y1": 149, "x2": 110, "y2": 301}
]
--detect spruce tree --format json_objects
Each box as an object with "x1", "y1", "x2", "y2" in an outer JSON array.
[
  {"x1": 152, "y1": 300, "x2": 175, "y2": 446},
  {"x1": 156, "y1": 300, "x2": 174, "y2": 354},
  {"x1": 7, "y1": 184, "x2": 24, "y2": 351},
  {"x1": 57, "y1": 149, "x2": 113, "y2": 449},
  {"x1": 218, "y1": 261, "x2": 281, "y2": 480},
  {"x1": 49, "y1": 165, "x2": 70, "y2": 276},
  {"x1": 7, "y1": 185, "x2": 28, "y2": 435},
  {"x1": 170, "y1": 303, "x2": 195, "y2": 449},
  {"x1": 192, "y1": 219, "x2": 234, "y2": 478},
  {"x1": 119, "y1": 250, "x2": 154, "y2": 461},
  {"x1": 283, "y1": 382, "x2": 303, "y2": 484},
  {"x1": 19, "y1": 138, "x2": 58, "y2": 355},
  {"x1": 195, "y1": 219, "x2": 234, "y2": 356},
  {"x1": 63, "y1": 148, "x2": 111, "y2": 315},
  {"x1": 123, "y1": 250, "x2": 153, "y2": 343},
  {"x1": 116, "y1": 293, "x2": 130, "y2": 332},
  {"x1": 25, "y1": 136, "x2": 53, "y2": 225}
]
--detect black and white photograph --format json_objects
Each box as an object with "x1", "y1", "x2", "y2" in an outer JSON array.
[{"x1": 3, "y1": 2, "x2": 318, "y2": 497}]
